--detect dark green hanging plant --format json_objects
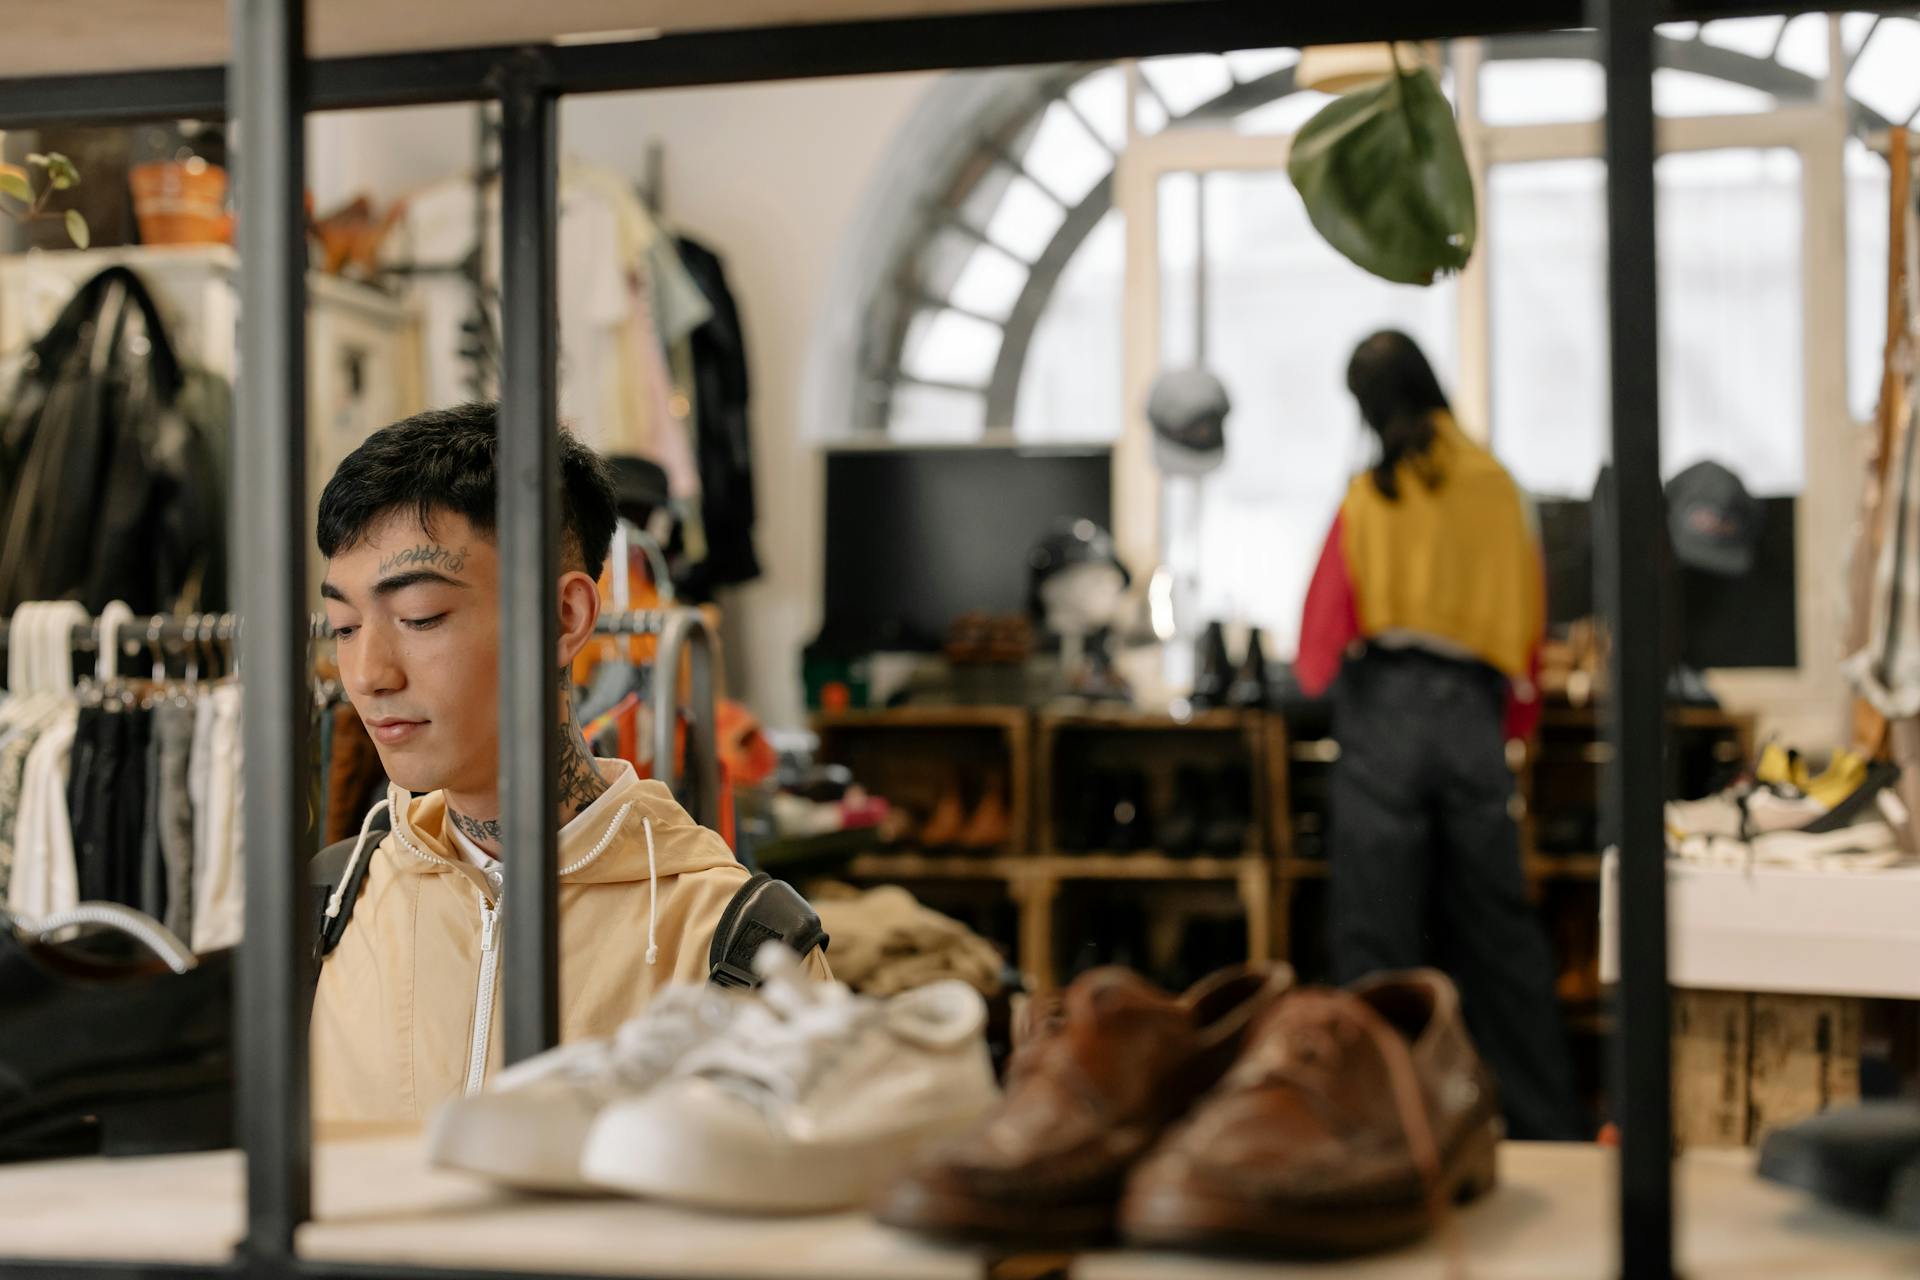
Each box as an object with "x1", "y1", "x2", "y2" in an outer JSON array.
[{"x1": 1288, "y1": 59, "x2": 1475, "y2": 287}]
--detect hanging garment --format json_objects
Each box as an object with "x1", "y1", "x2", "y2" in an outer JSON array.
[
  {"x1": 70, "y1": 705, "x2": 125, "y2": 904},
  {"x1": 112, "y1": 706, "x2": 152, "y2": 908},
  {"x1": 1849, "y1": 390, "x2": 1920, "y2": 718},
  {"x1": 153, "y1": 698, "x2": 198, "y2": 942},
  {"x1": 675, "y1": 235, "x2": 761, "y2": 596},
  {"x1": 138, "y1": 703, "x2": 166, "y2": 922},
  {"x1": 324, "y1": 704, "x2": 385, "y2": 845},
  {"x1": 0, "y1": 694, "x2": 63, "y2": 901},
  {"x1": 0, "y1": 266, "x2": 230, "y2": 615},
  {"x1": 191, "y1": 681, "x2": 243, "y2": 953},
  {"x1": 7, "y1": 703, "x2": 79, "y2": 919}
]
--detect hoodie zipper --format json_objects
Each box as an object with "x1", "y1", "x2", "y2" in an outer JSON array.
[{"x1": 464, "y1": 888, "x2": 502, "y2": 1096}]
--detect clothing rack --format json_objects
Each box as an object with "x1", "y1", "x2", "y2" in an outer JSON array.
[
  {"x1": 0, "y1": 606, "x2": 719, "y2": 824},
  {"x1": 0, "y1": 607, "x2": 679, "y2": 656}
]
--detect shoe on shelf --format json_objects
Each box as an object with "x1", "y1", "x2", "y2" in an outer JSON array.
[
  {"x1": 1759, "y1": 1101, "x2": 1920, "y2": 1222},
  {"x1": 918, "y1": 776, "x2": 968, "y2": 849},
  {"x1": 958, "y1": 771, "x2": 1012, "y2": 851},
  {"x1": 1119, "y1": 968, "x2": 1502, "y2": 1256},
  {"x1": 1191, "y1": 622, "x2": 1232, "y2": 710},
  {"x1": 1200, "y1": 764, "x2": 1254, "y2": 856},
  {"x1": 1666, "y1": 753, "x2": 1899, "y2": 844},
  {"x1": 0, "y1": 903, "x2": 232, "y2": 1163},
  {"x1": 426, "y1": 982, "x2": 740, "y2": 1192},
  {"x1": 1108, "y1": 768, "x2": 1154, "y2": 853},
  {"x1": 874, "y1": 961, "x2": 1293, "y2": 1249},
  {"x1": 580, "y1": 944, "x2": 997, "y2": 1212},
  {"x1": 1226, "y1": 629, "x2": 1270, "y2": 710},
  {"x1": 1159, "y1": 767, "x2": 1209, "y2": 857}
]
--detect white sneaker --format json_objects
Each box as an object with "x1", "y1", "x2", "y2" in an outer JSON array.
[
  {"x1": 579, "y1": 943, "x2": 999, "y2": 1212},
  {"x1": 426, "y1": 982, "x2": 739, "y2": 1191}
]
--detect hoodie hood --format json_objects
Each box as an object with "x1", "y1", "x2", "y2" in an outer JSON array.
[{"x1": 383, "y1": 758, "x2": 739, "y2": 885}]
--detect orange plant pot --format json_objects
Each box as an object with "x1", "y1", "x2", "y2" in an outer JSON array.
[{"x1": 130, "y1": 160, "x2": 232, "y2": 245}]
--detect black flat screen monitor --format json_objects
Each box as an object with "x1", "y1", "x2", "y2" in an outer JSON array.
[{"x1": 818, "y1": 446, "x2": 1113, "y2": 656}]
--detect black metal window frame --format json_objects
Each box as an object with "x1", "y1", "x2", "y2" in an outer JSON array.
[{"x1": 0, "y1": 2, "x2": 1901, "y2": 1278}]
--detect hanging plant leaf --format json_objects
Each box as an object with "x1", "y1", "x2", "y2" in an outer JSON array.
[
  {"x1": 0, "y1": 165, "x2": 31, "y2": 205},
  {"x1": 1288, "y1": 64, "x2": 1476, "y2": 287},
  {"x1": 65, "y1": 209, "x2": 90, "y2": 250}
]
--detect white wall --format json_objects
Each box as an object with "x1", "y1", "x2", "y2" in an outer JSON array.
[{"x1": 308, "y1": 72, "x2": 940, "y2": 729}]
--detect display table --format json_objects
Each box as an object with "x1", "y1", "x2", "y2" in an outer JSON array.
[
  {"x1": 1, "y1": 1138, "x2": 1916, "y2": 1278},
  {"x1": 1600, "y1": 856, "x2": 1920, "y2": 997}
]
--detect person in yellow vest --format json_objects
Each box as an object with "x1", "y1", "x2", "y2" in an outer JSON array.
[{"x1": 1297, "y1": 330, "x2": 1581, "y2": 1140}]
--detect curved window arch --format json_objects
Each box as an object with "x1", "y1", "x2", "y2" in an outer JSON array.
[{"x1": 851, "y1": 17, "x2": 1910, "y2": 448}]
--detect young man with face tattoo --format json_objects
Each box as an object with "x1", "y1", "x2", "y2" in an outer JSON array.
[{"x1": 308, "y1": 403, "x2": 825, "y2": 1133}]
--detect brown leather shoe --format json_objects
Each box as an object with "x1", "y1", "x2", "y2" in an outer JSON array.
[
  {"x1": 1119, "y1": 968, "x2": 1501, "y2": 1257},
  {"x1": 874, "y1": 962, "x2": 1291, "y2": 1248}
]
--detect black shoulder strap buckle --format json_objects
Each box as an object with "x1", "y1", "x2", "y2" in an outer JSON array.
[
  {"x1": 310, "y1": 817, "x2": 388, "y2": 965},
  {"x1": 706, "y1": 871, "x2": 829, "y2": 989}
]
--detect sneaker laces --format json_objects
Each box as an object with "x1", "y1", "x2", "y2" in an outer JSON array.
[
  {"x1": 488, "y1": 985, "x2": 734, "y2": 1096},
  {"x1": 680, "y1": 945, "x2": 870, "y2": 1105}
]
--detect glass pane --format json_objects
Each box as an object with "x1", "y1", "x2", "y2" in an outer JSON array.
[
  {"x1": 1067, "y1": 67, "x2": 1129, "y2": 152},
  {"x1": 1479, "y1": 58, "x2": 1606, "y2": 126},
  {"x1": 1233, "y1": 90, "x2": 1337, "y2": 137},
  {"x1": 1774, "y1": 13, "x2": 1831, "y2": 81},
  {"x1": 1488, "y1": 149, "x2": 1804, "y2": 499},
  {"x1": 985, "y1": 173, "x2": 1068, "y2": 261},
  {"x1": 1658, "y1": 148, "x2": 1804, "y2": 491},
  {"x1": 948, "y1": 245, "x2": 1029, "y2": 322},
  {"x1": 1488, "y1": 160, "x2": 1609, "y2": 497},
  {"x1": 1842, "y1": 12, "x2": 1882, "y2": 58},
  {"x1": 1698, "y1": 16, "x2": 1784, "y2": 58},
  {"x1": 1224, "y1": 47, "x2": 1300, "y2": 84},
  {"x1": 901, "y1": 307, "x2": 1003, "y2": 387},
  {"x1": 1652, "y1": 68, "x2": 1773, "y2": 117},
  {"x1": 1847, "y1": 138, "x2": 1890, "y2": 424},
  {"x1": 888, "y1": 383, "x2": 985, "y2": 443},
  {"x1": 1849, "y1": 17, "x2": 1920, "y2": 124},
  {"x1": 1023, "y1": 100, "x2": 1112, "y2": 207},
  {"x1": 1140, "y1": 54, "x2": 1236, "y2": 119},
  {"x1": 1014, "y1": 210, "x2": 1123, "y2": 442},
  {"x1": 1156, "y1": 169, "x2": 1460, "y2": 658}
]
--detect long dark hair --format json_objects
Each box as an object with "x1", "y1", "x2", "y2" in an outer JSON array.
[{"x1": 1346, "y1": 330, "x2": 1452, "y2": 501}]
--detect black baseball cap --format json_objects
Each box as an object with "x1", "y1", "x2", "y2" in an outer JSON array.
[{"x1": 1666, "y1": 461, "x2": 1762, "y2": 578}]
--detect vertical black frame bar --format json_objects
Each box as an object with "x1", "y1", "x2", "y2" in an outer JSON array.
[
  {"x1": 230, "y1": 0, "x2": 313, "y2": 1257},
  {"x1": 1596, "y1": 0, "x2": 1674, "y2": 1275},
  {"x1": 496, "y1": 57, "x2": 563, "y2": 1062}
]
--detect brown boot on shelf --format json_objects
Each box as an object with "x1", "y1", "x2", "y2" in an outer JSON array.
[
  {"x1": 959, "y1": 772, "x2": 1012, "y2": 852},
  {"x1": 918, "y1": 777, "x2": 967, "y2": 850}
]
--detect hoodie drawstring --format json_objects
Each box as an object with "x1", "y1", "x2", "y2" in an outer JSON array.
[
  {"x1": 643, "y1": 817, "x2": 659, "y2": 966},
  {"x1": 326, "y1": 798, "x2": 392, "y2": 923}
]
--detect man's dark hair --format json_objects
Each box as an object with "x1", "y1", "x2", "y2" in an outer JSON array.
[{"x1": 317, "y1": 401, "x2": 619, "y2": 579}]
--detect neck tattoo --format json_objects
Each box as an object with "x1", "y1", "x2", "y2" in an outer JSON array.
[{"x1": 449, "y1": 680, "x2": 609, "y2": 850}]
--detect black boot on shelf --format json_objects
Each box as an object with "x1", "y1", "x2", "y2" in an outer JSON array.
[
  {"x1": 1226, "y1": 629, "x2": 1270, "y2": 710},
  {"x1": 1201, "y1": 764, "x2": 1254, "y2": 855},
  {"x1": 1108, "y1": 768, "x2": 1154, "y2": 853},
  {"x1": 1078, "y1": 771, "x2": 1118, "y2": 853},
  {"x1": 1191, "y1": 621, "x2": 1231, "y2": 709},
  {"x1": 1159, "y1": 767, "x2": 1209, "y2": 857}
]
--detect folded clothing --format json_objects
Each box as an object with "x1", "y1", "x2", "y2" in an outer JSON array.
[{"x1": 810, "y1": 882, "x2": 1004, "y2": 998}]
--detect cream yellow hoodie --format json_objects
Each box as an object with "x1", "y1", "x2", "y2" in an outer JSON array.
[{"x1": 311, "y1": 758, "x2": 824, "y2": 1133}]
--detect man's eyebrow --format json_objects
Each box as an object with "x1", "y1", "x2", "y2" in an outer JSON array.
[
  {"x1": 319, "y1": 581, "x2": 348, "y2": 603},
  {"x1": 372, "y1": 569, "x2": 470, "y2": 598}
]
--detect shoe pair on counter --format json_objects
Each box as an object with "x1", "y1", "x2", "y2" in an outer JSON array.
[
  {"x1": 0, "y1": 904, "x2": 232, "y2": 1163},
  {"x1": 1076, "y1": 766, "x2": 1252, "y2": 856},
  {"x1": 908, "y1": 771, "x2": 1011, "y2": 852},
  {"x1": 878, "y1": 962, "x2": 1502, "y2": 1257},
  {"x1": 1666, "y1": 744, "x2": 1906, "y2": 870},
  {"x1": 429, "y1": 945, "x2": 998, "y2": 1211}
]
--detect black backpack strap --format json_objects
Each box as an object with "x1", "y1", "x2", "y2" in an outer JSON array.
[
  {"x1": 310, "y1": 824, "x2": 385, "y2": 964},
  {"x1": 707, "y1": 872, "x2": 829, "y2": 989}
]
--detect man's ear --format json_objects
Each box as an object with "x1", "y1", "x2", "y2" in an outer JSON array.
[{"x1": 556, "y1": 570, "x2": 602, "y2": 672}]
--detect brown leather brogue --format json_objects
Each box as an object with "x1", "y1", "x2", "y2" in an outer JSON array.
[
  {"x1": 875, "y1": 962, "x2": 1292, "y2": 1248},
  {"x1": 1119, "y1": 968, "x2": 1503, "y2": 1256}
]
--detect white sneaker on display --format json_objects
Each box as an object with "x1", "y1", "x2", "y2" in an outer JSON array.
[
  {"x1": 579, "y1": 943, "x2": 999, "y2": 1212},
  {"x1": 426, "y1": 982, "x2": 740, "y2": 1192}
]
